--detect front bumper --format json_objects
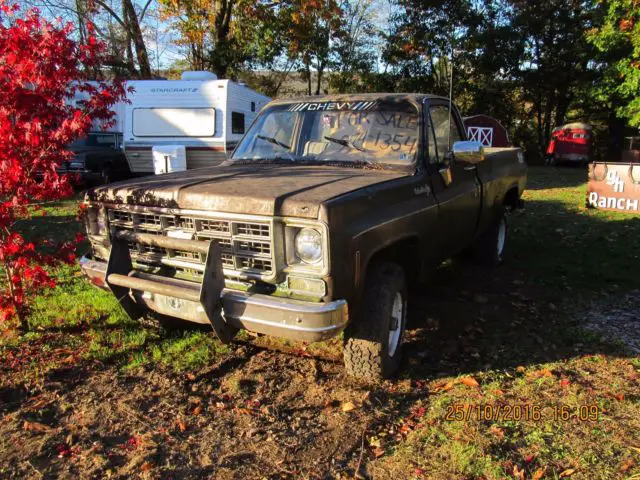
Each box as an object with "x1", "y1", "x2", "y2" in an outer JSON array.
[{"x1": 80, "y1": 255, "x2": 348, "y2": 342}]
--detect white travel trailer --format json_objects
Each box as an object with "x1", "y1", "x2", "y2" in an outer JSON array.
[{"x1": 123, "y1": 72, "x2": 270, "y2": 174}]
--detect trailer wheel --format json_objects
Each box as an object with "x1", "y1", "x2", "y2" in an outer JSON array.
[
  {"x1": 474, "y1": 206, "x2": 508, "y2": 266},
  {"x1": 343, "y1": 262, "x2": 407, "y2": 382}
]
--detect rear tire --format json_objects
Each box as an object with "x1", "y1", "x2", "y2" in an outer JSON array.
[
  {"x1": 473, "y1": 207, "x2": 508, "y2": 266},
  {"x1": 343, "y1": 262, "x2": 407, "y2": 382}
]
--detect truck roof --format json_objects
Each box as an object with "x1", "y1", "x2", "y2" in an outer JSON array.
[{"x1": 268, "y1": 93, "x2": 448, "y2": 106}]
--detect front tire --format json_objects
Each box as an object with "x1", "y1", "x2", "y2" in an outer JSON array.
[{"x1": 343, "y1": 262, "x2": 407, "y2": 382}]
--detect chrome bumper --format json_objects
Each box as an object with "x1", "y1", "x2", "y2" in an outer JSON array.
[{"x1": 80, "y1": 255, "x2": 348, "y2": 342}]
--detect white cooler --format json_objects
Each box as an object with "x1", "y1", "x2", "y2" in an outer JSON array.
[{"x1": 152, "y1": 145, "x2": 187, "y2": 174}]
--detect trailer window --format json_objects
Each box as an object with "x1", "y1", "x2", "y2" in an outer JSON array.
[
  {"x1": 232, "y1": 112, "x2": 245, "y2": 134},
  {"x1": 132, "y1": 108, "x2": 216, "y2": 137}
]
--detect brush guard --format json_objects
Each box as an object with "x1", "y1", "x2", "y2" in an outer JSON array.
[{"x1": 105, "y1": 230, "x2": 238, "y2": 343}]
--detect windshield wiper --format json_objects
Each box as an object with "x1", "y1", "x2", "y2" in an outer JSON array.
[
  {"x1": 324, "y1": 136, "x2": 366, "y2": 153},
  {"x1": 257, "y1": 135, "x2": 291, "y2": 150}
]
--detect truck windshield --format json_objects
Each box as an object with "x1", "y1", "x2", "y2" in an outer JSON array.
[{"x1": 230, "y1": 100, "x2": 420, "y2": 167}]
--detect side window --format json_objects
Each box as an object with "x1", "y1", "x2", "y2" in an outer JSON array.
[
  {"x1": 429, "y1": 105, "x2": 463, "y2": 163},
  {"x1": 232, "y1": 112, "x2": 245, "y2": 134}
]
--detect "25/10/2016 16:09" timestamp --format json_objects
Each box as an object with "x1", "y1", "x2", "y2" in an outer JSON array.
[{"x1": 445, "y1": 404, "x2": 600, "y2": 422}]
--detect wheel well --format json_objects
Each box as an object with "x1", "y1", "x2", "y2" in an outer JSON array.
[
  {"x1": 366, "y1": 237, "x2": 422, "y2": 286},
  {"x1": 503, "y1": 187, "x2": 519, "y2": 210}
]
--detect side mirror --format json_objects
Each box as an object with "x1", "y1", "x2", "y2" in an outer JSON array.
[{"x1": 452, "y1": 140, "x2": 484, "y2": 163}]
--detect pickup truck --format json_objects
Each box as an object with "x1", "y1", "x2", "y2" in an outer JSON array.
[
  {"x1": 80, "y1": 94, "x2": 526, "y2": 381},
  {"x1": 60, "y1": 132, "x2": 131, "y2": 186}
]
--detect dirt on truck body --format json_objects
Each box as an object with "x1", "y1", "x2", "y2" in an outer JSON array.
[{"x1": 82, "y1": 93, "x2": 527, "y2": 381}]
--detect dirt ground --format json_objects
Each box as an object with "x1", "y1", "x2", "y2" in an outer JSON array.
[{"x1": 2, "y1": 259, "x2": 629, "y2": 480}]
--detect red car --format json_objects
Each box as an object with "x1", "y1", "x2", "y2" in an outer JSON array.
[{"x1": 546, "y1": 122, "x2": 593, "y2": 166}]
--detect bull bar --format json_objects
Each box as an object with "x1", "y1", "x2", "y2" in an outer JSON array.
[{"x1": 81, "y1": 231, "x2": 348, "y2": 343}]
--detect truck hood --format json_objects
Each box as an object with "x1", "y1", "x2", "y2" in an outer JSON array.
[{"x1": 86, "y1": 164, "x2": 409, "y2": 219}]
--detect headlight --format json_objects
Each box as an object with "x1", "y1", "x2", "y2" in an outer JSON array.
[{"x1": 295, "y1": 228, "x2": 322, "y2": 264}]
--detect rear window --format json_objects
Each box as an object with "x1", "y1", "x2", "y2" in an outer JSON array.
[{"x1": 132, "y1": 108, "x2": 216, "y2": 137}]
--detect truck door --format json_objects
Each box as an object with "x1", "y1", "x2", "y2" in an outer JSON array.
[{"x1": 426, "y1": 102, "x2": 482, "y2": 256}]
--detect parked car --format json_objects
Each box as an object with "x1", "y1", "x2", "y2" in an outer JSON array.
[
  {"x1": 546, "y1": 122, "x2": 593, "y2": 166},
  {"x1": 60, "y1": 132, "x2": 131, "y2": 186},
  {"x1": 80, "y1": 93, "x2": 527, "y2": 381}
]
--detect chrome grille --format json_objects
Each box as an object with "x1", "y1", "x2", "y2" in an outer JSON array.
[
  {"x1": 236, "y1": 222, "x2": 269, "y2": 237},
  {"x1": 108, "y1": 209, "x2": 274, "y2": 279}
]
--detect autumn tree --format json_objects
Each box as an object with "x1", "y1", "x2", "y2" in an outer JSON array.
[
  {"x1": 18, "y1": 0, "x2": 155, "y2": 78},
  {"x1": 329, "y1": 0, "x2": 380, "y2": 93},
  {"x1": 0, "y1": 2, "x2": 127, "y2": 330},
  {"x1": 159, "y1": 0, "x2": 260, "y2": 79},
  {"x1": 587, "y1": 0, "x2": 640, "y2": 128}
]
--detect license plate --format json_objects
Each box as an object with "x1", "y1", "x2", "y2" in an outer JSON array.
[{"x1": 156, "y1": 295, "x2": 185, "y2": 311}]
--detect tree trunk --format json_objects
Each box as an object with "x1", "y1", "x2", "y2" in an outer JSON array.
[
  {"x1": 122, "y1": 0, "x2": 152, "y2": 78},
  {"x1": 120, "y1": 0, "x2": 138, "y2": 77},
  {"x1": 315, "y1": 60, "x2": 325, "y2": 95},
  {"x1": 306, "y1": 65, "x2": 312, "y2": 96}
]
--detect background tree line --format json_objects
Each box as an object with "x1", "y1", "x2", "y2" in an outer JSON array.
[{"x1": 17, "y1": 0, "x2": 640, "y2": 161}]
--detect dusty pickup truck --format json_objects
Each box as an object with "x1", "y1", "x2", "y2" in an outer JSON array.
[{"x1": 81, "y1": 93, "x2": 526, "y2": 381}]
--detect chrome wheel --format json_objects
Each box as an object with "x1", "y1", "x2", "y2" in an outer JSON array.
[
  {"x1": 388, "y1": 292, "x2": 404, "y2": 357},
  {"x1": 497, "y1": 216, "x2": 507, "y2": 257}
]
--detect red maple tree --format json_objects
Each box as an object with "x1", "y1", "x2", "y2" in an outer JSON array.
[{"x1": 0, "y1": 2, "x2": 127, "y2": 330}]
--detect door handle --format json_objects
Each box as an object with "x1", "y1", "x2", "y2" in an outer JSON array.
[{"x1": 464, "y1": 165, "x2": 477, "y2": 171}]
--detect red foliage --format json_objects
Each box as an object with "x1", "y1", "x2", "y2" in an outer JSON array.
[{"x1": 0, "y1": 2, "x2": 127, "y2": 328}]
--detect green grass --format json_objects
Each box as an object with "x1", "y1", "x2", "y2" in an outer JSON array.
[
  {"x1": 0, "y1": 199, "x2": 232, "y2": 378},
  {"x1": 372, "y1": 166, "x2": 640, "y2": 480},
  {"x1": 512, "y1": 167, "x2": 640, "y2": 295},
  {"x1": 1, "y1": 166, "x2": 639, "y2": 480}
]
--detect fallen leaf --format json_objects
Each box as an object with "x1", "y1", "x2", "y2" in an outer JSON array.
[
  {"x1": 516, "y1": 366, "x2": 526, "y2": 373},
  {"x1": 489, "y1": 425, "x2": 505, "y2": 440},
  {"x1": 559, "y1": 468, "x2": 576, "y2": 477},
  {"x1": 536, "y1": 368, "x2": 553, "y2": 377},
  {"x1": 140, "y1": 462, "x2": 153, "y2": 472},
  {"x1": 494, "y1": 389, "x2": 504, "y2": 396},
  {"x1": 215, "y1": 402, "x2": 226, "y2": 409},
  {"x1": 341, "y1": 401, "x2": 357, "y2": 412},
  {"x1": 460, "y1": 377, "x2": 479, "y2": 388},
  {"x1": 23, "y1": 421, "x2": 50, "y2": 432},
  {"x1": 614, "y1": 393, "x2": 625, "y2": 401},
  {"x1": 192, "y1": 405, "x2": 202, "y2": 415},
  {"x1": 369, "y1": 436, "x2": 382, "y2": 448},
  {"x1": 560, "y1": 378, "x2": 570, "y2": 388},
  {"x1": 532, "y1": 466, "x2": 547, "y2": 480},
  {"x1": 175, "y1": 419, "x2": 186, "y2": 432},
  {"x1": 513, "y1": 464, "x2": 525, "y2": 480},
  {"x1": 186, "y1": 373, "x2": 196, "y2": 381},
  {"x1": 372, "y1": 447, "x2": 385, "y2": 458},
  {"x1": 235, "y1": 407, "x2": 252, "y2": 415},
  {"x1": 432, "y1": 381, "x2": 456, "y2": 393},
  {"x1": 620, "y1": 459, "x2": 636, "y2": 472}
]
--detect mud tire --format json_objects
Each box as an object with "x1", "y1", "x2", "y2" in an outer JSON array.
[{"x1": 343, "y1": 262, "x2": 407, "y2": 382}]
